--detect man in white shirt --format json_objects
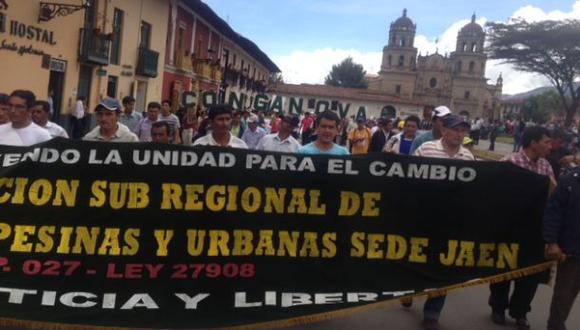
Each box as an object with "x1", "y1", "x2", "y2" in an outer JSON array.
[
  {"x1": 193, "y1": 104, "x2": 247, "y2": 149},
  {"x1": 241, "y1": 114, "x2": 266, "y2": 149},
  {"x1": 257, "y1": 114, "x2": 301, "y2": 153},
  {"x1": 31, "y1": 101, "x2": 69, "y2": 138},
  {"x1": 71, "y1": 95, "x2": 86, "y2": 139},
  {"x1": 83, "y1": 98, "x2": 138, "y2": 142},
  {"x1": 0, "y1": 90, "x2": 52, "y2": 146}
]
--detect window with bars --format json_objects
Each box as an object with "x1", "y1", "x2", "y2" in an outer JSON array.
[{"x1": 110, "y1": 8, "x2": 124, "y2": 65}]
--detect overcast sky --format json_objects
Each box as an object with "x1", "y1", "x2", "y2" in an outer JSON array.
[{"x1": 204, "y1": 0, "x2": 580, "y2": 95}]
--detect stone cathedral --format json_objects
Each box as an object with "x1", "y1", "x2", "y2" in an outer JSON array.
[{"x1": 367, "y1": 9, "x2": 503, "y2": 119}]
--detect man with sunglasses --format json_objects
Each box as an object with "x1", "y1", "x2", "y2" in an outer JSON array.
[{"x1": 0, "y1": 90, "x2": 51, "y2": 146}]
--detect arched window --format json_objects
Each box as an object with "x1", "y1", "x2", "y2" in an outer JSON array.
[
  {"x1": 381, "y1": 106, "x2": 397, "y2": 119},
  {"x1": 398, "y1": 55, "x2": 404, "y2": 67},
  {"x1": 462, "y1": 42, "x2": 467, "y2": 52},
  {"x1": 471, "y1": 43, "x2": 477, "y2": 52},
  {"x1": 429, "y1": 77, "x2": 437, "y2": 88},
  {"x1": 388, "y1": 55, "x2": 392, "y2": 67},
  {"x1": 469, "y1": 61, "x2": 475, "y2": 73},
  {"x1": 400, "y1": 39, "x2": 406, "y2": 47}
]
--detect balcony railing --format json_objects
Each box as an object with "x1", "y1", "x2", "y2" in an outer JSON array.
[
  {"x1": 212, "y1": 66, "x2": 222, "y2": 81},
  {"x1": 78, "y1": 28, "x2": 110, "y2": 66},
  {"x1": 136, "y1": 47, "x2": 159, "y2": 78},
  {"x1": 195, "y1": 61, "x2": 213, "y2": 79}
]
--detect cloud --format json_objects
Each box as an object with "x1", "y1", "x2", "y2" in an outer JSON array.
[
  {"x1": 275, "y1": 48, "x2": 382, "y2": 85},
  {"x1": 275, "y1": 1, "x2": 579, "y2": 96}
]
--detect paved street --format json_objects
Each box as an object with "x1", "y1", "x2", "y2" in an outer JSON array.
[
  {"x1": 288, "y1": 284, "x2": 580, "y2": 330},
  {"x1": 474, "y1": 139, "x2": 514, "y2": 157}
]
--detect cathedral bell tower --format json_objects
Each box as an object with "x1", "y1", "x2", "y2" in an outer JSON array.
[
  {"x1": 451, "y1": 13, "x2": 486, "y2": 77},
  {"x1": 378, "y1": 9, "x2": 418, "y2": 97},
  {"x1": 381, "y1": 9, "x2": 418, "y2": 72}
]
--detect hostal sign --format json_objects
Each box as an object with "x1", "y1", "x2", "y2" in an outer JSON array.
[{"x1": 6, "y1": 20, "x2": 57, "y2": 45}]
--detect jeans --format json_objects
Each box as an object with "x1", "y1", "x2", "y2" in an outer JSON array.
[
  {"x1": 424, "y1": 295, "x2": 446, "y2": 320},
  {"x1": 548, "y1": 258, "x2": 580, "y2": 330},
  {"x1": 489, "y1": 275, "x2": 540, "y2": 318}
]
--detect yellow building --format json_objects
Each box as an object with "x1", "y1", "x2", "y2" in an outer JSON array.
[{"x1": 0, "y1": 0, "x2": 169, "y2": 123}]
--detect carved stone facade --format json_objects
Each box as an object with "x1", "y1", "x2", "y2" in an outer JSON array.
[{"x1": 368, "y1": 10, "x2": 503, "y2": 119}]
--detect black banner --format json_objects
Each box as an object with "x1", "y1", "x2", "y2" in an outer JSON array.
[{"x1": 0, "y1": 139, "x2": 549, "y2": 329}]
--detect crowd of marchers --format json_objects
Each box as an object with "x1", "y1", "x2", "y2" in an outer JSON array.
[{"x1": 0, "y1": 90, "x2": 579, "y2": 330}]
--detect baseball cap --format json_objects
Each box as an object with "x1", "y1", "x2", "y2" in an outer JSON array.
[
  {"x1": 442, "y1": 115, "x2": 470, "y2": 129},
  {"x1": 96, "y1": 98, "x2": 121, "y2": 112},
  {"x1": 282, "y1": 114, "x2": 300, "y2": 127},
  {"x1": 433, "y1": 106, "x2": 451, "y2": 118}
]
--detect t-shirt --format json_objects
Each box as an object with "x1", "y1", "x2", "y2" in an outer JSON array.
[
  {"x1": 241, "y1": 127, "x2": 266, "y2": 150},
  {"x1": 348, "y1": 128, "x2": 372, "y2": 154},
  {"x1": 410, "y1": 131, "x2": 434, "y2": 155},
  {"x1": 257, "y1": 133, "x2": 301, "y2": 153},
  {"x1": 414, "y1": 139, "x2": 475, "y2": 160},
  {"x1": 42, "y1": 121, "x2": 69, "y2": 138},
  {"x1": 270, "y1": 117, "x2": 282, "y2": 134},
  {"x1": 82, "y1": 123, "x2": 139, "y2": 142},
  {"x1": 120, "y1": 111, "x2": 143, "y2": 133},
  {"x1": 193, "y1": 133, "x2": 248, "y2": 149},
  {"x1": 0, "y1": 122, "x2": 52, "y2": 146},
  {"x1": 399, "y1": 137, "x2": 414, "y2": 155},
  {"x1": 301, "y1": 117, "x2": 314, "y2": 132},
  {"x1": 135, "y1": 117, "x2": 158, "y2": 142},
  {"x1": 297, "y1": 142, "x2": 349, "y2": 155}
]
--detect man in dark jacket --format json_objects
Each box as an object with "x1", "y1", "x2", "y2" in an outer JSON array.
[
  {"x1": 544, "y1": 168, "x2": 580, "y2": 330},
  {"x1": 369, "y1": 118, "x2": 394, "y2": 152}
]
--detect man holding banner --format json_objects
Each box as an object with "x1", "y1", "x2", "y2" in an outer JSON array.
[
  {"x1": 490, "y1": 126, "x2": 555, "y2": 330},
  {"x1": 193, "y1": 104, "x2": 248, "y2": 148},
  {"x1": 82, "y1": 98, "x2": 139, "y2": 143},
  {"x1": 298, "y1": 110, "x2": 349, "y2": 155},
  {"x1": 414, "y1": 114, "x2": 474, "y2": 330},
  {"x1": 544, "y1": 167, "x2": 580, "y2": 330},
  {"x1": 0, "y1": 90, "x2": 52, "y2": 146}
]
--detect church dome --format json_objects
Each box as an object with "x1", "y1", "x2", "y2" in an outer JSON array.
[
  {"x1": 459, "y1": 13, "x2": 484, "y2": 35},
  {"x1": 392, "y1": 9, "x2": 415, "y2": 29}
]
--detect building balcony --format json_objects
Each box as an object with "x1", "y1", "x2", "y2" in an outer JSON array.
[
  {"x1": 78, "y1": 28, "x2": 111, "y2": 66},
  {"x1": 136, "y1": 47, "x2": 159, "y2": 78},
  {"x1": 212, "y1": 66, "x2": 222, "y2": 81},
  {"x1": 195, "y1": 60, "x2": 213, "y2": 79}
]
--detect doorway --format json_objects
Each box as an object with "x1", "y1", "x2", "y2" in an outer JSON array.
[{"x1": 48, "y1": 59, "x2": 66, "y2": 124}]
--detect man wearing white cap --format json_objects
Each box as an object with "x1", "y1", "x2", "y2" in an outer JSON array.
[
  {"x1": 409, "y1": 105, "x2": 451, "y2": 155},
  {"x1": 83, "y1": 98, "x2": 139, "y2": 142},
  {"x1": 241, "y1": 114, "x2": 266, "y2": 149}
]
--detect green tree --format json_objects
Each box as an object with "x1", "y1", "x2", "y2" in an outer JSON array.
[
  {"x1": 325, "y1": 57, "x2": 368, "y2": 89},
  {"x1": 521, "y1": 91, "x2": 564, "y2": 123},
  {"x1": 487, "y1": 19, "x2": 580, "y2": 126}
]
